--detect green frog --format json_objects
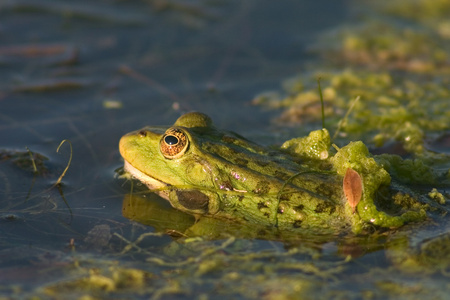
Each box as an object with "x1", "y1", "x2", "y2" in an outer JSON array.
[{"x1": 119, "y1": 112, "x2": 431, "y2": 234}]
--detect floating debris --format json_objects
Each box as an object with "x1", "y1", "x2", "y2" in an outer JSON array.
[
  {"x1": 13, "y1": 79, "x2": 89, "y2": 93},
  {"x1": 343, "y1": 168, "x2": 363, "y2": 213}
]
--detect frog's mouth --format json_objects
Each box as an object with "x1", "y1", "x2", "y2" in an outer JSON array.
[{"x1": 123, "y1": 160, "x2": 170, "y2": 200}]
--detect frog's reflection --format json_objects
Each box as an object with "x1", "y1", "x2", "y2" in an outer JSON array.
[
  {"x1": 122, "y1": 193, "x2": 358, "y2": 247},
  {"x1": 122, "y1": 193, "x2": 195, "y2": 236}
]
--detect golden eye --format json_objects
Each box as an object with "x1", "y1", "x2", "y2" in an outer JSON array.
[{"x1": 160, "y1": 128, "x2": 188, "y2": 159}]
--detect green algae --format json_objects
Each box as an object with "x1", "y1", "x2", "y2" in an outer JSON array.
[
  {"x1": 0, "y1": 149, "x2": 49, "y2": 176},
  {"x1": 254, "y1": 0, "x2": 450, "y2": 159},
  {"x1": 281, "y1": 128, "x2": 331, "y2": 160},
  {"x1": 318, "y1": 0, "x2": 450, "y2": 73},
  {"x1": 41, "y1": 263, "x2": 154, "y2": 299},
  {"x1": 279, "y1": 128, "x2": 431, "y2": 232},
  {"x1": 380, "y1": 0, "x2": 450, "y2": 39},
  {"x1": 376, "y1": 155, "x2": 440, "y2": 185},
  {"x1": 255, "y1": 70, "x2": 450, "y2": 155},
  {"x1": 332, "y1": 142, "x2": 428, "y2": 232},
  {"x1": 322, "y1": 21, "x2": 449, "y2": 72},
  {"x1": 257, "y1": 72, "x2": 449, "y2": 232},
  {"x1": 20, "y1": 223, "x2": 450, "y2": 300},
  {"x1": 428, "y1": 188, "x2": 447, "y2": 205}
]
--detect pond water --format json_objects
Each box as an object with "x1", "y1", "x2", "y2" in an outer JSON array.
[{"x1": 1, "y1": 0, "x2": 450, "y2": 299}]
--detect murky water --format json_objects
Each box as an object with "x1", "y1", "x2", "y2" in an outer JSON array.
[{"x1": 1, "y1": 0, "x2": 449, "y2": 299}]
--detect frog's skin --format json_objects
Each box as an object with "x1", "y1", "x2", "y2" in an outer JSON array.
[{"x1": 119, "y1": 112, "x2": 428, "y2": 233}]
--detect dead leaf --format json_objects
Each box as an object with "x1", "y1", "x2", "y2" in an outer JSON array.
[{"x1": 343, "y1": 168, "x2": 363, "y2": 213}]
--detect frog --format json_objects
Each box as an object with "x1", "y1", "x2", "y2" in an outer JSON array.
[{"x1": 119, "y1": 112, "x2": 432, "y2": 234}]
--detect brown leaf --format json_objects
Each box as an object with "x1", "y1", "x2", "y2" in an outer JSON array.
[{"x1": 343, "y1": 168, "x2": 363, "y2": 213}]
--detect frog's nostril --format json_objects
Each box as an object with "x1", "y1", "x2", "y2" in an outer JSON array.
[{"x1": 139, "y1": 130, "x2": 147, "y2": 137}]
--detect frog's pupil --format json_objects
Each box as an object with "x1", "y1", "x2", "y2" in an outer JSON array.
[{"x1": 165, "y1": 135, "x2": 179, "y2": 145}]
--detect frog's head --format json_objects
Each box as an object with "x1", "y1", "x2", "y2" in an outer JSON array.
[{"x1": 119, "y1": 112, "x2": 225, "y2": 216}]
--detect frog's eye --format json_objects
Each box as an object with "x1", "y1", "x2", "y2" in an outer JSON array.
[{"x1": 160, "y1": 128, "x2": 189, "y2": 159}]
